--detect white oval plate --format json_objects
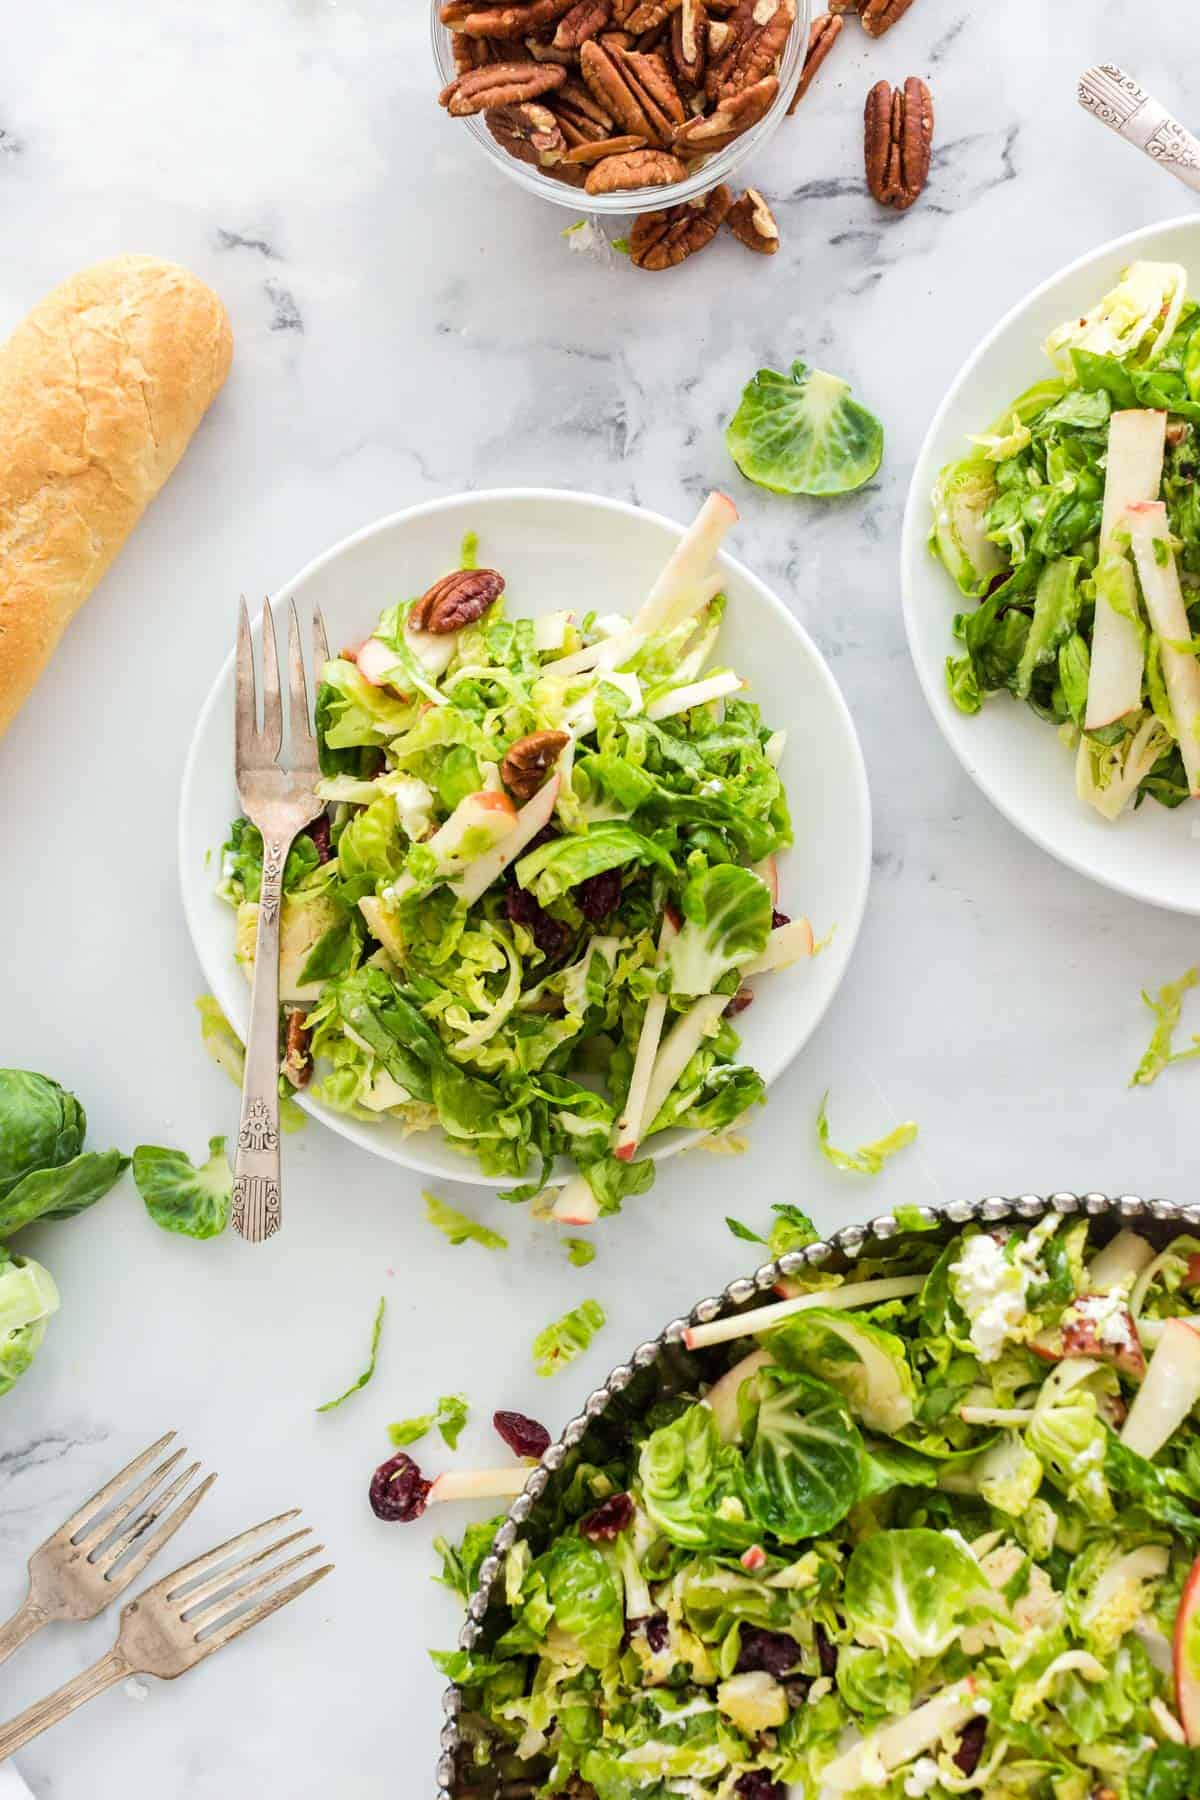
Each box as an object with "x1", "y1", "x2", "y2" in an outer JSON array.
[
  {"x1": 901, "y1": 214, "x2": 1200, "y2": 915},
  {"x1": 180, "y1": 489, "x2": 871, "y2": 1184}
]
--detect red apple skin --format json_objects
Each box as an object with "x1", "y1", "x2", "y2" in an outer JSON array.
[
  {"x1": 740, "y1": 1546, "x2": 766, "y2": 1573},
  {"x1": 1185, "y1": 1254, "x2": 1200, "y2": 1289},
  {"x1": 1060, "y1": 1300, "x2": 1148, "y2": 1381},
  {"x1": 1174, "y1": 1552, "x2": 1200, "y2": 1744},
  {"x1": 1029, "y1": 1330, "x2": 1065, "y2": 1364}
]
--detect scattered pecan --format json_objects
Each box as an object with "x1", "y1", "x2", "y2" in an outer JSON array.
[
  {"x1": 636, "y1": 20, "x2": 670, "y2": 48},
  {"x1": 281, "y1": 1010, "x2": 313, "y2": 1088},
  {"x1": 788, "y1": 11, "x2": 840, "y2": 112},
  {"x1": 624, "y1": 0, "x2": 679, "y2": 27},
  {"x1": 864, "y1": 75, "x2": 933, "y2": 210},
  {"x1": 861, "y1": 0, "x2": 916, "y2": 34},
  {"x1": 563, "y1": 130, "x2": 649, "y2": 161},
  {"x1": 622, "y1": 48, "x2": 687, "y2": 130},
  {"x1": 670, "y1": 0, "x2": 707, "y2": 90},
  {"x1": 410, "y1": 567, "x2": 505, "y2": 633},
  {"x1": 674, "y1": 73, "x2": 777, "y2": 152},
  {"x1": 727, "y1": 186, "x2": 779, "y2": 252},
  {"x1": 827, "y1": 0, "x2": 859, "y2": 10},
  {"x1": 709, "y1": 0, "x2": 793, "y2": 98},
  {"x1": 487, "y1": 99, "x2": 569, "y2": 163},
  {"x1": 556, "y1": 0, "x2": 612, "y2": 45},
  {"x1": 599, "y1": 27, "x2": 635, "y2": 46},
  {"x1": 707, "y1": 16, "x2": 734, "y2": 54},
  {"x1": 526, "y1": 32, "x2": 579, "y2": 60},
  {"x1": 585, "y1": 145, "x2": 688, "y2": 190},
  {"x1": 445, "y1": 0, "x2": 575, "y2": 36},
  {"x1": 629, "y1": 182, "x2": 731, "y2": 268},
  {"x1": 502, "y1": 729, "x2": 570, "y2": 798},
  {"x1": 579, "y1": 39, "x2": 682, "y2": 144},
  {"x1": 440, "y1": 60, "x2": 567, "y2": 113},
  {"x1": 452, "y1": 30, "x2": 489, "y2": 71}
]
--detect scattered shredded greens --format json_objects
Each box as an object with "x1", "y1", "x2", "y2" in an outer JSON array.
[
  {"x1": 195, "y1": 995, "x2": 305, "y2": 1132},
  {"x1": 389, "y1": 1392, "x2": 469, "y2": 1450},
  {"x1": 564, "y1": 1237, "x2": 595, "y2": 1268},
  {"x1": 1130, "y1": 965, "x2": 1200, "y2": 1087},
  {"x1": 815, "y1": 1092, "x2": 918, "y2": 1175},
  {"x1": 424, "y1": 1192, "x2": 508, "y2": 1252},
  {"x1": 316, "y1": 1297, "x2": 385, "y2": 1413},
  {"x1": 131, "y1": 1138, "x2": 232, "y2": 1240},
  {"x1": 532, "y1": 1299, "x2": 606, "y2": 1377}
]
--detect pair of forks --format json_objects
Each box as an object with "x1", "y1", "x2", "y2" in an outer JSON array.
[
  {"x1": 233, "y1": 598, "x2": 330, "y2": 1243},
  {"x1": 0, "y1": 1433, "x2": 331, "y2": 1758}
]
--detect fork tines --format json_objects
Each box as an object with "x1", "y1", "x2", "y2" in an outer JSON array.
[
  {"x1": 157, "y1": 1509, "x2": 332, "y2": 1652},
  {"x1": 58, "y1": 1431, "x2": 215, "y2": 1588},
  {"x1": 236, "y1": 598, "x2": 330, "y2": 776}
]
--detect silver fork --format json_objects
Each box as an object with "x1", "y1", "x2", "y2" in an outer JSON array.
[
  {"x1": 233, "y1": 597, "x2": 330, "y2": 1242},
  {"x1": 0, "y1": 1510, "x2": 332, "y2": 1756},
  {"x1": 0, "y1": 1431, "x2": 213, "y2": 1666}
]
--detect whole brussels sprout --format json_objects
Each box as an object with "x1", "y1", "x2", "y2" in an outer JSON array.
[{"x1": 0, "y1": 1070, "x2": 86, "y2": 1202}]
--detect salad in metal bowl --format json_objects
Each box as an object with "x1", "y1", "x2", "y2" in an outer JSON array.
[
  {"x1": 434, "y1": 1207, "x2": 1200, "y2": 1799},
  {"x1": 932, "y1": 259, "x2": 1200, "y2": 822},
  {"x1": 216, "y1": 494, "x2": 811, "y2": 1217}
]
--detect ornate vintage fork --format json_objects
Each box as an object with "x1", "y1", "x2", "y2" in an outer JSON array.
[
  {"x1": 0, "y1": 1431, "x2": 213, "y2": 1666},
  {"x1": 0, "y1": 1509, "x2": 332, "y2": 1756},
  {"x1": 233, "y1": 597, "x2": 330, "y2": 1241}
]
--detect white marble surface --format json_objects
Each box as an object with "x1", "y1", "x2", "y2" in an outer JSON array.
[{"x1": 3, "y1": 1, "x2": 1200, "y2": 1793}]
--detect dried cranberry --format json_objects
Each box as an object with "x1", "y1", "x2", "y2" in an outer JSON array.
[
  {"x1": 369, "y1": 1452, "x2": 431, "y2": 1522},
  {"x1": 735, "y1": 1775, "x2": 784, "y2": 1800},
  {"x1": 736, "y1": 1628, "x2": 803, "y2": 1679},
  {"x1": 814, "y1": 1623, "x2": 837, "y2": 1678},
  {"x1": 518, "y1": 824, "x2": 560, "y2": 862},
  {"x1": 575, "y1": 867, "x2": 622, "y2": 921},
  {"x1": 725, "y1": 986, "x2": 753, "y2": 1017},
  {"x1": 504, "y1": 885, "x2": 570, "y2": 960},
  {"x1": 306, "y1": 813, "x2": 333, "y2": 863},
  {"x1": 580, "y1": 1492, "x2": 635, "y2": 1542},
  {"x1": 493, "y1": 1411, "x2": 551, "y2": 1459},
  {"x1": 643, "y1": 1612, "x2": 670, "y2": 1653},
  {"x1": 953, "y1": 1717, "x2": 987, "y2": 1777},
  {"x1": 771, "y1": 909, "x2": 790, "y2": 929}
]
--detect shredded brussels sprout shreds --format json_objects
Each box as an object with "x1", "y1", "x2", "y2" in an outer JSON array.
[
  {"x1": 931, "y1": 258, "x2": 1200, "y2": 821},
  {"x1": 432, "y1": 1216, "x2": 1200, "y2": 1800},
  {"x1": 215, "y1": 498, "x2": 815, "y2": 1211}
]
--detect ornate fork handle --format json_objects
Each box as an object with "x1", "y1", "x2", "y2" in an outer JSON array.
[
  {"x1": 0, "y1": 1647, "x2": 129, "y2": 1758},
  {"x1": 1078, "y1": 64, "x2": 1200, "y2": 194},
  {"x1": 0, "y1": 1594, "x2": 47, "y2": 1667},
  {"x1": 232, "y1": 830, "x2": 295, "y2": 1243}
]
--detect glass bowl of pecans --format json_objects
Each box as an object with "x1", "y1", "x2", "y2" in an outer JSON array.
[{"x1": 431, "y1": 0, "x2": 812, "y2": 215}]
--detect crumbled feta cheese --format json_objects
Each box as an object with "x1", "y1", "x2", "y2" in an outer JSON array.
[
  {"x1": 124, "y1": 1678, "x2": 149, "y2": 1702},
  {"x1": 951, "y1": 1232, "x2": 1042, "y2": 1362},
  {"x1": 1074, "y1": 1289, "x2": 1136, "y2": 1348},
  {"x1": 903, "y1": 1756, "x2": 940, "y2": 1797},
  {"x1": 562, "y1": 218, "x2": 613, "y2": 265}
]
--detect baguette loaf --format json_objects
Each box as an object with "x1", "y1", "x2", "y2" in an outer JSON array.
[{"x1": 0, "y1": 255, "x2": 233, "y2": 737}]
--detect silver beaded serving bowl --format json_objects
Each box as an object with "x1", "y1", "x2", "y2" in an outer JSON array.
[{"x1": 435, "y1": 1190, "x2": 1200, "y2": 1798}]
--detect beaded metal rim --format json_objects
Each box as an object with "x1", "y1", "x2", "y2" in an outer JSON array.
[{"x1": 434, "y1": 1191, "x2": 1200, "y2": 1796}]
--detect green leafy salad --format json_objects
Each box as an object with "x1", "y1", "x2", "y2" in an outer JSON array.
[
  {"x1": 218, "y1": 494, "x2": 813, "y2": 1218},
  {"x1": 932, "y1": 259, "x2": 1200, "y2": 820},
  {"x1": 437, "y1": 1212, "x2": 1200, "y2": 1799}
]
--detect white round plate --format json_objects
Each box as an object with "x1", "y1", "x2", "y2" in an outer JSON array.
[
  {"x1": 180, "y1": 489, "x2": 871, "y2": 1183},
  {"x1": 901, "y1": 215, "x2": 1200, "y2": 915}
]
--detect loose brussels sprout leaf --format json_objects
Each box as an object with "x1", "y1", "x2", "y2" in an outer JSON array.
[
  {"x1": 843, "y1": 1527, "x2": 984, "y2": 1660},
  {"x1": 667, "y1": 865, "x2": 772, "y2": 996},
  {"x1": 815, "y1": 1092, "x2": 917, "y2": 1175},
  {"x1": 1130, "y1": 965, "x2": 1200, "y2": 1088},
  {"x1": 767, "y1": 1309, "x2": 917, "y2": 1434},
  {"x1": 0, "y1": 1070, "x2": 86, "y2": 1201},
  {"x1": 0, "y1": 1250, "x2": 59, "y2": 1399},
  {"x1": 726, "y1": 359, "x2": 884, "y2": 498},
  {"x1": 131, "y1": 1138, "x2": 233, "y2": 1240},
  {"x1": 638, "y1": 1399, "x2": 754, "y2": 1551},
  {"x1": 316, "y1": 1296, "x2": 386, "y2": 1412},
  {"x1": 741, "y1": 1366, "x2": 864, "y2": 1542},
  {"x1": 930, "y1": 459, "x2": 1006, "y2": 598},
  {"x1": 532, "y1": 1299, "x2": 606, "y2": 1378},
  {"x1": 0, "y1": 1149, "x2": 129, "y2": 1237},
  {"x1": 424, "y1": 1192, "x2": 507, "y2": 1252}
]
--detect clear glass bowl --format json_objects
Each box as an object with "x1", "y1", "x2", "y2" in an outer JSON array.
[{"x1": 429, "y1": 0, "x2": 812, "y2": 215}]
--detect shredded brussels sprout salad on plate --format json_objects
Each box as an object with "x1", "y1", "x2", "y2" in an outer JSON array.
[
  {"x1": 180, "y1": 489, "x2": 870, "y2": 1196},
  {"x1": 435, "y1": 1203, "x2": 1200, "y2": 1800},
  {"x1": 902, "y1": 217, "x2": 1200, "y2": 914}
]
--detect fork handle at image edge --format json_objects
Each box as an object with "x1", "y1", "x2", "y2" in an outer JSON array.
[
  {"x1": 0, "y1": 1648, "x2": 128, "y2": 1758},
  {"x1": 233, "y1": 829, "x2": 297, "y2": 1242},
  {"x1": 0, "y1": 1596, "x2": 47, "y2": 1668}
]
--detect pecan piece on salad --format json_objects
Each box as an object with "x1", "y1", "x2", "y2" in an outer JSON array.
[
  {"x1": 501, "y1": 729, "x2": 570, "y2": 799},
  {"x1": 860, "y1": 0, "x2": 917, "y2": 35},
  {"x1": 584, "y1": 145, "x2": 688, "y2": 191},
  {"x1": 629, "y1": 182, "x2": 732, "y2": 269},
  {"x1": 439, "y1": 59, "x2": 567, "y2": 113},
  {"x1": 727, "y1": 186, "x2": 779, "y2": 253},
  {"x1": 281, "y1": 1010, "x2": 313, "y2": 1089},
  {"x1": 673, "y1": 73, "x2": 777, "y2": 153},
  {"x1": 864, "y1": 75, "x2": 932, "y2": 210},
  {"x1": 409, "y1": 567, "x2": 505, "y2": 633},
  {"x1": 555, "y1": 0, "x2": 613, "y2": 46},
  {"x1": 788, "y1": 11, "x2": 841, "y2": 112}
]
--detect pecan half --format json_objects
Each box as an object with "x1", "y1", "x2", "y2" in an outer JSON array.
[
  {"x1": 584, "y1": 146, "x2": 688, "y2": 190},
  {"x1": 727, "y1": 186, "x2": 779, "y2": 252},
  {"x1": 452, "y1": 31, "x2": 490, "y2": 72},
  {"x1": 713, "y1": 0, "x2": 793, "y2": 97},
  {"x1": 502, "y1": 729, "x2": 570, "y2": 799},
  {"x1": 440, "y1": 60, "x2": 567, "y2": 113},
  {"x1": 562, "y1": 130, "x2": 649, "y2": 161},
  {"x1": 827, "y1": 0, "x2": 859, "y2": 10},
  {"x1": 526, "y1": 32, "x2": 580, "y2": 61},
  {"x1": 670, "y1": 0, "x2": 707, "y2": 90},
  {"x1": 861, "y1": 0, "x2": 916, "y2": 35},
  {"x1": 446, "y1": 0, "x2": 575, "y2": 36},
  {"x1": 629, "y1": 183, "x2": 731, "y2": 268},
  {"x1": 579, "y1": 39, "x2": 682, "y2": 143},
  {"x1": 864, "y1": 75, "x2": 932, "y2": 211},
  {"x1": 707, "y1": 16, "x2": 733, "y2": 53},
  {"x1": 281, "y1": 1010, "x2": 313, "y2": 1089},
  {"x1": 555, "y1": 0, "x2": 612, "y2": 45},
  {"x1": 788, "y1": 11, "x2": 840, "y2": 112},
  {"x1": 487, "y1": 100, "x2": 569, "y2": 162},
  {"x1": 674, "y1": 73, "x2": 777, "y2": 152},
  {"x1": 410, "y1": 568, "x2": 505, "y2": 633},
  {"x1": 624, "y1": 0, "x2": 679, "y2": 27}
]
